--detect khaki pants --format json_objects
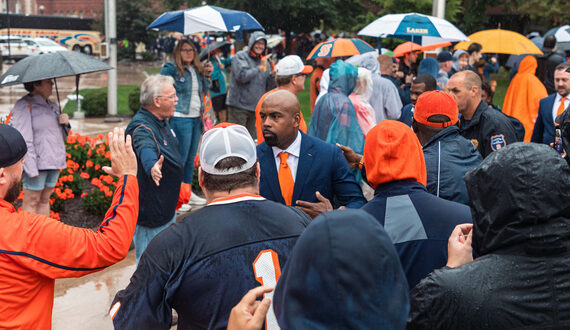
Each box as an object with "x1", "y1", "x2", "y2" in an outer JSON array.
[{"x1": 228, "y1": 106, "x2": 257, "y2": 139}]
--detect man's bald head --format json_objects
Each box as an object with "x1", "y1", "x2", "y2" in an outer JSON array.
[
  {"x1": 377, "y1": 54, "x2": 395, "y2": 75},
  {"x1": 452, "y1": 70, "x2": 482, "y2": 91},
  {"x1": 260, "y1": 90, "x2": 301, "y2": 149},
  {"x1": 447, "y1": 70, "x2": 482, "y2": 119},
  {"x1": 263, "y1": 90, "x2": 300, "y2": 115}
]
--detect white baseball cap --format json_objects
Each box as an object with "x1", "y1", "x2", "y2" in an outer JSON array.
[
  {"x1": 275, "y1": 55, "x2": 314, "y2": 76},
  {"x1": 199, "y1": 123, "x2": 257, "y2": 175}
]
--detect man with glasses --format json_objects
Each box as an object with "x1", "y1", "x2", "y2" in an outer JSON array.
[
  {"x1": 125, "y1": 75, "x2": 184, "y2": 263},
  {"x1": 254, "y1": 55, "x2": 313, "y2": 144}
]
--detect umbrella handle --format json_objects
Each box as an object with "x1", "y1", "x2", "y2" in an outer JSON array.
[{"x1": 54, "y1": 78, "x2": 62, "y2": 113}]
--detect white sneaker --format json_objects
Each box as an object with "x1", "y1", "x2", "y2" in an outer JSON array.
[
  {"x1": 189, "y1": 191, "x2": 207, "y2": 205},
  {"x1": 178, "y1": 203, "x2": 192, "y2": 213}
]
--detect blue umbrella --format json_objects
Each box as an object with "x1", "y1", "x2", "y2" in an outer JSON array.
[
  {"x1": 358, "y1": 12, "x2": 468, "y2": 45},
  {"x1": 148, "y1": 5, "x2": 263, "y2": 34}
]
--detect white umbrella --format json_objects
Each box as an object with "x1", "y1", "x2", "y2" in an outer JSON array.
[{"x1": 358, "y1": 12, "x2": 468, "y2": 45}]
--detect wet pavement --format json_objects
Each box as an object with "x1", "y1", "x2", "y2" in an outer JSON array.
[
  {"x1": 0, "y1": 61, "x2": 153, "y2": 136},
  {"x1": 0, "y1": 60, "x2": 181, "y2": 329}
]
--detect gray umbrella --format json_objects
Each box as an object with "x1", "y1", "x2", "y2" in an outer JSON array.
[
  {"x1": 0, "y1": 51, "x2": 113, "y2": 114},
  {"x1": 199, "y1": 41, "x2": 230, "y2": 61},
  {"x1": 0, "y1": 51, "x2": 112, "y2": 86}
]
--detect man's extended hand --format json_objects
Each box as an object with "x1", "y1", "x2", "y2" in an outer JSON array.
[
  {"x1": 296, "y1": 191, "x2": 333, "y2": 219},
  {"x1": 102, "y1": 127, "x2": 137, "y2": 177},
  {"x1": 446, "y1": 223, "x2": 473, "y2": 268},
  {"x1": 337, "y1": 143, "x2": 362, "y2": 169},
  {"x1": 151, "y1": 155, "x2": 164, "y2": 186},
  {"x1": 227, "y1": 286, "x2": 273, "y2": 330}
]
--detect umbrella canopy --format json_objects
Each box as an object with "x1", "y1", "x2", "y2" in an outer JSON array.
[
  {"x1": 455, "y1": 29, "x2": 543, "y2": 55},
  {"x1": 306, "y1": 38, "x2": 375, "y2": 60},
  {"x1": 148, "y1": 5, "x2": 263, "y2": 34},
  {"x1": 393, "y1": 42, "x2": 422, "y2": 57},
  {"x1": 0, "y1": 51, "x2": 112, "y2": 86},
  {"x1": 358, "y1": 12, "x2": 469, "y2": 43},
  {"x1": 199, "y1": 41, "x2": 230, "y2": 60},
  {"x1": 545, "y1": 25, "x2": 570, "y2": 43}
]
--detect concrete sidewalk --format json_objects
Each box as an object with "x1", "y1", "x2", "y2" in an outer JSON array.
[{"x1": 53, "y1": 251, "x2": 136, "y2": 329}]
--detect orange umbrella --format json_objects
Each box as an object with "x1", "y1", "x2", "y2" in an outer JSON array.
[
  {"x1": 393, "y1": 42, "x2": 422, "y2": 57},
  {"x1": 455, "y1": 29, "x2": 543, "y2": 55},
  {"x1": 306, "y1": 38, "x2": 375, "y2": 60},
  {"x1": 420, "y1": 41, "x2": 452, "y2": 52}
]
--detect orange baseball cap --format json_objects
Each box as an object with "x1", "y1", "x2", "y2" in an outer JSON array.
[{"x1": 413, "y1": 90, "x2": 458, "y2": 128}]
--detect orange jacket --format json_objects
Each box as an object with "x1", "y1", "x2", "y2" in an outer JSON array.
[
  {"x1": 255, "y1": 88, "x2": 307, "y2": 144},
  {"x1": 502, "y1": 56, "x2": 548, "y2": 142},
  {"x1": 0, "y1": 174, "x2": 138, "y2": 329},
  {"x1": 310, "y1": 66, "x2": 324, "y2": 113},
  {"x1": 363, "y1": 120, "x2": 427, "y2": 189}
]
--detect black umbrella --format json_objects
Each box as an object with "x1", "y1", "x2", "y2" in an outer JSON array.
[
  {"x1": 199, "y1": 41, "x2": 230, "y2": 61},
  {"x1": 0, "y1": 51, "x2": 113, "y2": 114}
]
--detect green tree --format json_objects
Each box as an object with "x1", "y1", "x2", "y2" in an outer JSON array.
[{"x1": 94, "y1": 0, "x2": 159, "y2": 59}]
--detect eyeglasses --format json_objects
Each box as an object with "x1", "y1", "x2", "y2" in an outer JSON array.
[
  {"x1": 181, "y1": 48, "x2": 194, "y2": 53},
  {"x1": 156, "y1": 94, "x2": 177, "y2": 100},
  {"x1": 294, "y1": 73, "x2": 307, "y2": 78}
]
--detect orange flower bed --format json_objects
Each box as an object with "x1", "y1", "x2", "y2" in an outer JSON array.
[{"x1": 16, "y1": 131, "x2": 117, "y2": 220}]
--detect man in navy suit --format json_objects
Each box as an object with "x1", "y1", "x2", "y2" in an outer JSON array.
[
  {"x1": 257, "y1": 90, "x2": 366, "y2": 218},
  {"x1": 532, "y1": 62, "x2": 570, "y2": 145}
]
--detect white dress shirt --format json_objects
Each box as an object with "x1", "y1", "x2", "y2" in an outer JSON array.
[
  {"x1": 271, "y1": 131, "x2": 302, "y2": 182},
  {"x1": 552, "y1": 93, "x2": 567, "y2": 122}
]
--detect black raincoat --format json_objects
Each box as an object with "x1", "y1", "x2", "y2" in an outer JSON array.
[{"x1": 407, "y1": 143, "x2": 570, "y2": 329}]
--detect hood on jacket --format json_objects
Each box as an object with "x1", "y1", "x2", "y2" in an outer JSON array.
[
  {"x1": 466, "y1": 143, "x2": 570, "y2": 256},
  {"x1": 328, "y1": 60, "x2": 358, "y2": 95},
  {"x1": 273, "y1": 209, "x2": 409, "y2": 329},
  {"x1": 248, "y1": 31, "x2": 267, "y2": 50},
  {"x1": 517, "y1": 55, "x2": 538, "y2": 75},
  {"x1": 452, "y1": 49, "x2": 468, "y2": 72},
  {"x1": 363, "y1": 120, "x2": 427, "y2": 188},
  {"x1": 418, "y1": 58, "x2": 440, "y2": 80},
  {"x1": 347, "y1": 51, "x2": 380, "y2": 73}
]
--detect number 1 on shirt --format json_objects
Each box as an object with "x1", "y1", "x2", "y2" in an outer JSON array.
[{"x1": 253, "y1": 249, "x2": 281, "y2": 330}]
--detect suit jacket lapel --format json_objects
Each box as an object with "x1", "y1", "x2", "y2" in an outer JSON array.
[
  {"x1": 259, "y1": 143, "x2": 284, "y2": 203},
  {"x1": 293, "y1": 132, "x2": 315, "y2": 202},
  {"x1": 549, "y1": 95, "x2": 556, "y2": 125}
]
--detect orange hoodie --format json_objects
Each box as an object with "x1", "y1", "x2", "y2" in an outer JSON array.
[
  {"x1": 0, "y1": 175, "x2": 138, "y2": 329},
  {"x1": 363, "y1": 120, "x2": 427, "y2": 188},
  {"x1": 502, "y1": 56, "x2": 548, "y2": 142}
]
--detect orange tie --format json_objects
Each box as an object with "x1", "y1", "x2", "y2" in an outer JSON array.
[
  {"x1": 278, "y1": 152, "x2": 294, "y2": 206},
  {"x1": 557, "y1": 96, "x2": 567, "y2": 117}
]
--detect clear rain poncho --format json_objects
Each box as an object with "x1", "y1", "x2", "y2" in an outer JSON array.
[
  {"x1": 309, "y1": 60, "x2": 365, "y2": 155},
  {"x1": 349, "y1": 67, "x2": 376, "y2": 136}
]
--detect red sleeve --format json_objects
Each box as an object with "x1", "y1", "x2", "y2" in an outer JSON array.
[{"x1": 9, "y1": 174, "x2": 139, "y2": 278}]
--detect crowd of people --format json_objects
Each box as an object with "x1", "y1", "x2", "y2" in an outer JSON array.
[{"x1": 1, "y1": 29, "x2": 570, "y2": 329}]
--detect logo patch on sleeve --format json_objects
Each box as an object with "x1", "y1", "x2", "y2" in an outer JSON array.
[{"x1": 490, "y1": 134, "x2": 506, "y2": 151}]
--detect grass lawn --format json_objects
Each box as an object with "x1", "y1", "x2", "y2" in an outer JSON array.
[
  {"x1": 63, "y1": 85, "x2": 139, "y2": 116},
  {"x1": 142, "y1": 67, "x2": 162, "y2": 75},
  {"x1": 490, "y1": 71, "x2": 510, "y2": 109}
]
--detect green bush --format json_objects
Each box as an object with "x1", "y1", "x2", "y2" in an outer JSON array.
[
  {"x1": 128, "y1": 86, "x2": 141, "y2": 114},
  {"x1": 83, "y1": 189, "x2": 112, "y2": 216},
  {"x1": 82, "y1": 90, "x2": 108, "y2": 116},
  {"x1": 141, "y1": 51, "x2": 157, "y2": 62}
]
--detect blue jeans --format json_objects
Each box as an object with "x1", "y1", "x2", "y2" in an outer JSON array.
[
  {"x1": 169, "y1": 117, "x2": 202, "y2": 184},
  {"x1": 133, "y1": 214, "x2": 176, "y2": 264}
]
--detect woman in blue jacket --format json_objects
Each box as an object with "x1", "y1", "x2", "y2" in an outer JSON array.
[{"x1": 161, "y1": 39, "x2": 212, "y2": 208}]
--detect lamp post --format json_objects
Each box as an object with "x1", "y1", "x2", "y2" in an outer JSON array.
[
  {"x1": 105, "y1": 0, "x2": 119, "y2": 122},
  {"x1": 6, "y1": 0, "x2": 12, "y2": 63}
]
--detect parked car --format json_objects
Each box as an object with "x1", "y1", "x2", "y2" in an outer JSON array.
[
  {"x1": 0, "y1": 36, "x2": 30, "y2": 60},
  {"x1": 23, "y1": 38, "x2": 68, "y2": 55}
]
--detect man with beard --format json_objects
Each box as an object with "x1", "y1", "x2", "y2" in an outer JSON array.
[
  {"x1": 0, "y1": 125, "x2": 139, "y2": 329},
  {"x1": 257, "y1": 90, "x2": 366, "y2": 218}
]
